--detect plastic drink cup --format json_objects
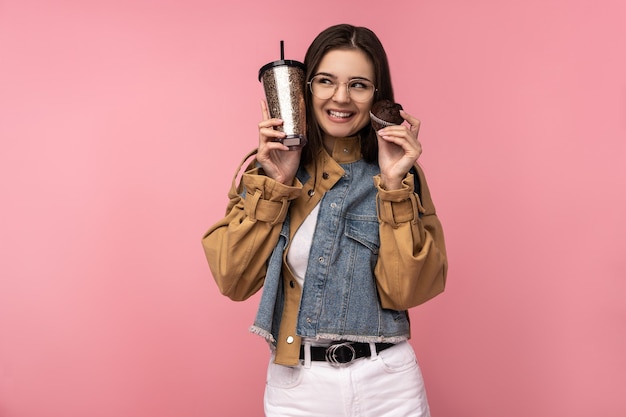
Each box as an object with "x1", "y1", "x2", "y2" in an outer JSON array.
[{"x1": 258, "y1": 58, "x2": 307, "y2": 150}]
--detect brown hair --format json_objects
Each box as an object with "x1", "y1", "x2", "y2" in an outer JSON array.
[{"x1": 301, "y1": 24, "x2": 394, "y2": 165}]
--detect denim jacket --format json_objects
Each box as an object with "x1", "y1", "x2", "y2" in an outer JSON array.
[{"x1": 203, "y1": 137, "x2": 447, "y2": 366}]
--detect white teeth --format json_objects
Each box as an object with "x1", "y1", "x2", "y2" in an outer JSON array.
[{"x1": 329, "y1": 110, "x2": 352, "y2": 118}]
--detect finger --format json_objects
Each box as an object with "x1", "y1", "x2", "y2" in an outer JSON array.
[
  {"x1": 377, "y1": 125, "x2": 414, "y2": 141},
  {"x1": 400, "y1": 110, "x2": 421, "y2": 135},
  {"x1": 378, "y1": 127, "x2": 422, "y2": 151},
  {"x1": 259, "y1": 119, "x2": 285, "y2": 130},
  {"x1": 263, "y1": 140, "x2": 290, "y2": 151},
  {"x1": 258, "y1": 102, "x2": 285, "y2": 130},
  {"x1": 259, "y1": 126, "x2": 286, "y2": 141},
  {"x1": 378, "y1": 133, "x2": 412, "y2": 148},
  {"x1": 260, "y1": 100, "x2": 271, "y2": 121}
]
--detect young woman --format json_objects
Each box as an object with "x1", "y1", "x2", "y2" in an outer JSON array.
[{"x1": 202, "y1": 24, "x2": 448, "y2": 417}]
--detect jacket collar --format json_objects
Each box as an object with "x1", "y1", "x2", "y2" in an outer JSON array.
[{"x1": 326, "y1": 135, "x2": 362, "y2": 164}]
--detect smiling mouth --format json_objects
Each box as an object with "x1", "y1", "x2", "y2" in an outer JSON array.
[{"x1": 328, "y1": 110, "x2": 353, "y2": 119}]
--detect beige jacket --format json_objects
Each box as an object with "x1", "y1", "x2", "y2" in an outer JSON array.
[{"x1": 202, "y1": 139, "x2": 448, "y2": 364}]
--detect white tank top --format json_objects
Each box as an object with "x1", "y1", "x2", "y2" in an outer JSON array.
[
  {"x1": 286, "y1": 202, "x2": 320, "y2": 289},
  {"x1": 286, "y1": 202, "x2": 334, "y2": 345}
]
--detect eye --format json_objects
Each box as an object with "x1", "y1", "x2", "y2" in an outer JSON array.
[
  {"x1": 314, "y1": 76, "x2": 335, "y2": 86},
  {"x1": 349, "y1": 79, "x2": 371, "y2": 90}
]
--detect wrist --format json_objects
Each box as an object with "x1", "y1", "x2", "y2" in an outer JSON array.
[{"x1": 380, "y1": 174, "x2": 403, "y2": 190}]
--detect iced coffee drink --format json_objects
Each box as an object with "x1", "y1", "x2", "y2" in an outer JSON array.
[{"x1": 258, "y1": 57, "x2": 307, "y2": 150}]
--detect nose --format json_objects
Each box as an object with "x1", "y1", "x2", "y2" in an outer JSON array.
[{"x1": 332, "y1": 82, "x2": 351, "y2": 103}]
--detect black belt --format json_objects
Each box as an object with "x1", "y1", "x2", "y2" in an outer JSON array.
[{"x1": 300, "y1": 342, "x2": 395, "y2": 366}]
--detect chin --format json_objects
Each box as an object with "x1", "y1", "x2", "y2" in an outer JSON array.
[{"x1": 322, "y1": 124, "x2": 361, "y2": 138}]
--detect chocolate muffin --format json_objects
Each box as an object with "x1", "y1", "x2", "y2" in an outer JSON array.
[{"x1": 370, "y1": 99, "x2": 404, "y2": 130}]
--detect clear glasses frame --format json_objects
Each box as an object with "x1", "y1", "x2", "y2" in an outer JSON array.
[{"x1": 307, "y1": 75, "x2": 377, "y2": 103}]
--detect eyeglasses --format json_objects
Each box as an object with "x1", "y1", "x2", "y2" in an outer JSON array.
[{"x1": 307, "y1": 75, "x2": 376, "y2": 103}]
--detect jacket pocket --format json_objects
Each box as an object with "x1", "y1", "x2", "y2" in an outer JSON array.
[{"x1": 344, "y1": 215, "x2": 380, "y2": 254}]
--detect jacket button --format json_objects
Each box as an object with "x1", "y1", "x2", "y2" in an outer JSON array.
[
  {"x1": 307, "y1": 189, "x2": 315, "y2": 197},
  {"x1": 289, "y1": 280, "x2": 295, "y2": 288},
  {"x1": 286, "y1": 336, "x2": 294, "y2": 344},
  {"x1": 322, "y1": 172, "x2": 329, "y2": 179}
]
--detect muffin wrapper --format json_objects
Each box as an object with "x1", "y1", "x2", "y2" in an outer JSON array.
[{"x1": 369, "y1": 111, "x2": 399, "y2": 128}]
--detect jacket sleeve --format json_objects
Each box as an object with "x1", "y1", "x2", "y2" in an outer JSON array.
[
  {"x1": 201, "y1": 164, "x2": 302, "y2": 301},
  {"x1": 373, "y1": 165, "x2": 448, "y2": 310}
]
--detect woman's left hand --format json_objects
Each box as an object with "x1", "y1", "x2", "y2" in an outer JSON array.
[{"x1": 376, "y1": 109, "x2": 422, "y2": 190}]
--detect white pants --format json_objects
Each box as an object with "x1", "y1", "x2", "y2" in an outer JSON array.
[{"x1": 264, "y1": 341, "x2": 431, "y2": 417}]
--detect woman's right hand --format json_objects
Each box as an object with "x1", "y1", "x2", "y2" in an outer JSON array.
[{"x1": 256, "y1": 100, "x2": 302, "y2": 185}]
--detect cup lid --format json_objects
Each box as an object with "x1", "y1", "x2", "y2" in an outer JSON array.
[{"x1": 258, "y1": 59, "x2": 305, "y2": 81}]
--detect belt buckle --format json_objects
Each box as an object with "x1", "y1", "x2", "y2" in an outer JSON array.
[{"x1": 325, "y1": 342, "x2": 356, "y2": 367}]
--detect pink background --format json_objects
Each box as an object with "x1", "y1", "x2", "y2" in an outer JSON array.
[{"x1": 1, "y1": 1, "x2": 625, "y2": 416}]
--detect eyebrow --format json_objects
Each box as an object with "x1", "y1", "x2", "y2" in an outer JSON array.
[{"x1": 314, "y1": 72, "x2": 373, "y2": 82}]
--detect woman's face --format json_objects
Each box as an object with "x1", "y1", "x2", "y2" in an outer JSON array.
[{"x1": 311, "y1": 49, "x2": 375, "y2": 139}]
